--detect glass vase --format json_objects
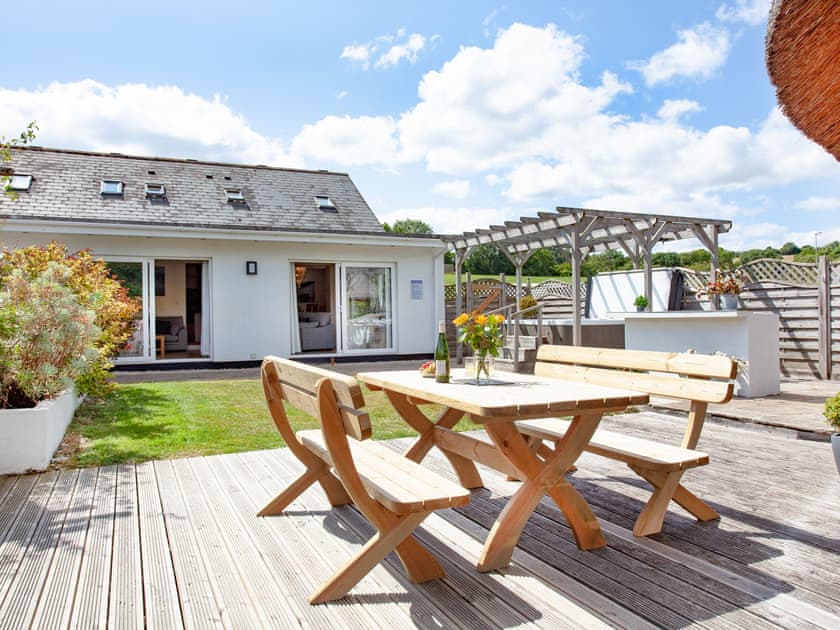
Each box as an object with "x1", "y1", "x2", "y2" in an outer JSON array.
[{"x1": 472, "y1": 351, "x2": 494, "y2": 384}]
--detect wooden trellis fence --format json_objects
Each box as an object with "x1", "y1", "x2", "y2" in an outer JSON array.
[{"x1": 680, "y1": 258, "x2": 839, "y2": 380}]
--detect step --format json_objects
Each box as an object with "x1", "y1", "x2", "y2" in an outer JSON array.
[
  {"x1": 494, "y1": 356, "x2": 536, "y2": 374},
  {"x1": 503, "y1": 335, "x2": 539, "y2": 349}
]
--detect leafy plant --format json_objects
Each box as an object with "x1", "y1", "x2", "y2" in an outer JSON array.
[
  {"x1": 0, "y1": 263, "x2": 100, "y2": 408},
  {"x1": 0, "y1": 242, "x2": 140, "y2": 397},
  {"x1": 824, "y1": 393, "x2": 840, "y2": 432},
  {"x1": 634, "y1": 295, "x2": 649, "y2": 309},
  {"x1": 519, "y1": 294, "x2": 538, "y2": 316}
]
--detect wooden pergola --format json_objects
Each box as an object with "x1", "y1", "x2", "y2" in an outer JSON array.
[{"x1": 441, "y1": 206, "x2": 732, "y2": 346}]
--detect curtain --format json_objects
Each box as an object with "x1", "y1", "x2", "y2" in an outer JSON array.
[{"x1": 290, "y1": 264, "x2": 301, "y2": 354}]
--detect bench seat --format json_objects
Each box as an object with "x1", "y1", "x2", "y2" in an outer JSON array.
[
  {"x1": 298, "y1": 429, "x2": 470, "y2": 514},
  {"x1": 516, "y1": 418, "x2": 710, "y2": 472}
]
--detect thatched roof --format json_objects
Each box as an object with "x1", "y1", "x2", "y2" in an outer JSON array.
[{"x1": 766, "y1": 0, "x2": 840, "y2": 161}]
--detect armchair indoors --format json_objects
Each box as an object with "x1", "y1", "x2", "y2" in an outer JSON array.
[{"x1": 155, "y1": 316, "x2": 188, "y2": 352}]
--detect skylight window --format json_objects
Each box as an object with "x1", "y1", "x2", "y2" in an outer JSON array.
[
  {"x1": 7, "y1": 174, "x2": 32, "y2": 191},
  {"x1": 100, "y1": 180, "x2": 123, "y2": 195},
  {"x1": 225, "y1": 188, "x2": 246, "y2": 204},
  {"x1": 314, "y1": 195, "x2": 337, "y2": 213},
  {"x1": 144, "y1": 183, "x2": 166, "y2": 198}
]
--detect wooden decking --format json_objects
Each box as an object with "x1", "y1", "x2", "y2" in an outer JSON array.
[{"x1": 1, "y1": 410, "x2": 839, "y2": 629}]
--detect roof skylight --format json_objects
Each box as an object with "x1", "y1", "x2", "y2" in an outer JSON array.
[
  {"x1": 7, "y1": 174, "x2": 33, "y2": 191},
  {"x1": 225, "y1": 188, "x2": 246, "y2": 204},
  {"x1": 144, "y1": 183, "x2": 166, "y2": 198},
  {"x1": 314, "y1": 195, "x2": 337, "y2": 212},
  {"x1": 100, "y1": 180, "x2": 123, "y2": 195}
]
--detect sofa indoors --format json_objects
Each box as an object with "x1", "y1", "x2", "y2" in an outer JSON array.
[
  {"x1": 155, "y1": 316, "x2": 188, "y2": 352},
  {"x1": 298, "y1": 312, "x2": 335, "y2": 351}
]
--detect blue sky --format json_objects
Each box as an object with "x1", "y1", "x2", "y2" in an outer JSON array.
[{"x1": 3, "y1": 0, "x2": 839, "y2": 251}]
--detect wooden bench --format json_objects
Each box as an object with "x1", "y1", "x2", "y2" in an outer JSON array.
[
  {"x1": 259, "y1": 356, "x2": 470, "y2": 603},
  {"x1": 516, "y1": 345, "x2": 736, "y2": 537}
]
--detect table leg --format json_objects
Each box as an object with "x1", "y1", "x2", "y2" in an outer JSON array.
[
  {"x1": 478, "y1": 414, "x2": 605, "y2": 572},
  {"x1": 385, "y1": 390, "x2": 483, "y2": 488}
]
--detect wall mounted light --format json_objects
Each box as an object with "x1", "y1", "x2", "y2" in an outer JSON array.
[{"x1": 246, "y1": 260, "x2": 258, "y2": 275}]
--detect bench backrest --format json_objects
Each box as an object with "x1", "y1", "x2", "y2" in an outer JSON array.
[
  {"x1": 535, "y1": 345, "x2": 736, "y2": 404},
  {"x1": 261, "y1": 356, "x2": 372, "y2": 443},
  {"x1": 534, "y1": 345, "x2": 737, "y2": 450}
]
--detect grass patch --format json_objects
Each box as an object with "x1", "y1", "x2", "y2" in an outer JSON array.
[{"x1": 64, "y1": 379, "x2": 469, "y2": 468}]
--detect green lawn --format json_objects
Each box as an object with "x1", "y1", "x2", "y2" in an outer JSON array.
[{"x1": 64, "y1": 379, "x2": 465, "y2": 468}]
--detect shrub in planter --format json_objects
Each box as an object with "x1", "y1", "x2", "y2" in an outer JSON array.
[
  {"x1": 0, "y1": 263, "x2": 100, "y2": 408},
  {"x1": 0, "y1": 242, "x2": 139, "y2": 398},
  {"x1": 824, "y1": 392, "x2": 840, "y2": 476},
  {"x1": 634, "y1": 295, "x2": 649, "y2": 311}
]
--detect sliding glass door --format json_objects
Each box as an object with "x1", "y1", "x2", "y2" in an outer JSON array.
[
  {"x1": 106, "y1": 259, "x2": 155, "y2": 362},
  {"x1": 340, "y1": 264, "x2": 394, "y2": 352}
]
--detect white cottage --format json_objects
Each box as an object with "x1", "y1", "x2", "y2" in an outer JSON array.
[{"x1": 1, "y1": 147, "x2": 446, "y2": 365}]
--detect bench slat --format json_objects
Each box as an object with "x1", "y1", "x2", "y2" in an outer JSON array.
[
  {"x1": 516, "y1": 419, "x2": 710, "y2": 472},
  {"x1": 536, "y1": 345, "x2": 737, "y2": 380},
  {"x1": 298, "y1": 430, "x2": 470, "y2": 514},
  {"x1": 534, "y1": 362, "x2": 734, "y2": 404}
]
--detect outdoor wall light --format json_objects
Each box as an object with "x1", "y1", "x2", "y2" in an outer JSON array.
[{"x1": 246, "y1": 260, "x2": 258, "y2": 275}]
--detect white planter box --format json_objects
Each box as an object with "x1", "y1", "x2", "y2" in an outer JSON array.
[{"x1": 0, "y1": 388, "x2": 82, "y2": 475}]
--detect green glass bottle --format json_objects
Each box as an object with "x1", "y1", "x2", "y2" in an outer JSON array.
[{"x1": 434, "y1": 320, "x2": 450, "y2": 383}]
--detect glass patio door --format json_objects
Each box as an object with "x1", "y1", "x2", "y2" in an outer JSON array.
[
  {"x1": 340, "y1": 264, "x2": 394, "y2": 353},
  {"x1": 106, "y1": 259, "x2": 155, "y2": 362}
]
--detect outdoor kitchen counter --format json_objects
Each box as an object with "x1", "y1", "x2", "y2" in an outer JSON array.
[{"x1": 623, "y1": 311, "x2": 780, "y2": 398}]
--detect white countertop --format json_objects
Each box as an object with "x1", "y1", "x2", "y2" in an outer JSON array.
[{"x1": 622, "y1": 311, "x2": 775, "y2": 320}]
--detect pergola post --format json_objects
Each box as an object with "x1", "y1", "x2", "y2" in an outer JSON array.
[
  {"x1": 454, "y1": 248, "x2": 468, "y2": 364},
  {"x1": 570, "y1": 220, "x2": 582, "y2": 346},
  {"x1": 692, "y1": 224, "x2": 720, "y2": 311}
]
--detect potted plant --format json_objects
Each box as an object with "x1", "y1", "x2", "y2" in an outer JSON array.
[
  {"x1": 633, "y1": 295, "x2": 649, "y2": 312},
  {"x1": 823, "y1": 392, "x2": 840, "y2": 476},
  {"x1": 697, "y1": 270, "x2": 744, "y2": 310}
]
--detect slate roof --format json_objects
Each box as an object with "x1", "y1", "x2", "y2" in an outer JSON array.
[{"x1": 1, "y1": 147, "x2": 386, "y2": 234}]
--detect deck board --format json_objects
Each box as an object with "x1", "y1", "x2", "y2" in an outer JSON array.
[{"x1": 1, "y1": 409, "x2": 839, "y2": 629}]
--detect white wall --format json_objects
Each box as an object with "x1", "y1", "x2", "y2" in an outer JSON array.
[
  {"x1": 3, "y1": 231, "x2": 443, "y2": 362},
  {"x1": 588, "y1": 269, "x2": 676, "y2": 317}
]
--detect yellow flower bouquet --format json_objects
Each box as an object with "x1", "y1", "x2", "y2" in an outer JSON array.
[{"x1": 453, "y1": 311, "x2": 505, "y2": 383}]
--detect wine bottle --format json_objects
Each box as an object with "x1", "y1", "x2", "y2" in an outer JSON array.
[{"x1": 434, "y1": 320, "x2": 450, "y2": 383}]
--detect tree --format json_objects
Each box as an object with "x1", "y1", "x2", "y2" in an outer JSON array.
[
  {"x1": 739, "y1": 246, "x2": 781, "y2": 264},
  {"x1": 464, "y1": 244, "x2": 514, "y2": 275},
  {"x1": 523, "y1": 248, "x2": 561, "y2": 276},
  {"x1": 383, "y1": 218, "x2": 432, "y2": 234},
  {"x1": 1, "y1": 122, "x2": 38, "y2": 199},
  {"x1": 651, "y1": 252, "x2": 681, "y2": 267},
  {"x1": 780, "y1": 241, "x2": 801, "y2": 255}
]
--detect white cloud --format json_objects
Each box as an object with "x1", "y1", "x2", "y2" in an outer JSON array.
[
  {"x1": 340, "y1": 43, "x2": 375, "y2": 70},
  {"x1": 432, "y1": 179, "x2": 471, "y2": 199},
  {"x1": 795, "y1": 197, "x2": 840, "y2": 212},
  {"x1": 398, "y1": 23, "x2": 631, "y2": 172},
  {"x1": 629, "y1": 22, "x2": 731, "y2": 86},
  {"x1": 290, "y1": 115, "x2": 399, "y2": 166},
  {"x1": 337, "y1": 91, "x2": 349, "y2": 100},
  {"x1": 341, "y1": 29, "x2": 432, "y2": 71},
  {"x1": 657, "y1": 99, "x2": 702, "y2": 122},
  {"x1": 0, "y1": 79, "x2": 294, "y2": 166},
  {"x1": 485, "y1": 174, "x2": 501, "y2": 186},
  {"x1": 716, "y1": 0, "x2": 771, "y2": 26},
  {"x1": 376, "y1": 33, "x2": 427, "y2": 69},
  {"x1": 787, "y1": 227, "x2": 840, "y2": 249}
]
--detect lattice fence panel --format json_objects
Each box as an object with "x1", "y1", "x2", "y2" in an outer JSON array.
[
  {"x1": 831, "y1": 262, "x2": 840, "y2": 286},
  {"x1": 739, "y1": 258, "x2": 818, "y2": 286}
]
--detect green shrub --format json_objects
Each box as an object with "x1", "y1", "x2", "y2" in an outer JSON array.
[
  {"x1": 0, "y1": 263, "x2": 100, "y2": 408},
  {"x1": 519, "y1": 294, "x2": 538, "y2": 316},
  {"x1": 824, "y1": 393, "x2": 840, "y2": 432},
  {"x1": 634, "y1": 295, "x2": 649, "y2": 309},
  {"x1": 0, "y1": 242, "x2": 139, "y2": 397}
]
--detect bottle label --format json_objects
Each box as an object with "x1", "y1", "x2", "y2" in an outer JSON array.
[{"x1": 435, "y1": 360, "x2": 448, "y2": 375}]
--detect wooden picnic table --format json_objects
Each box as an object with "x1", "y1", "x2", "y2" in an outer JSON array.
[{"x1": 356, "y1": 369, "x2": 648, "y2": 572}]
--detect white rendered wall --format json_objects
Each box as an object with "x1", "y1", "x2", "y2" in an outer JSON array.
[
  {"x1": 3, "y1": 231, "x2": 443, "y2": 362},
  {"x1": 588, "y1": 269, "x2": 675, "y2": 318}
]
